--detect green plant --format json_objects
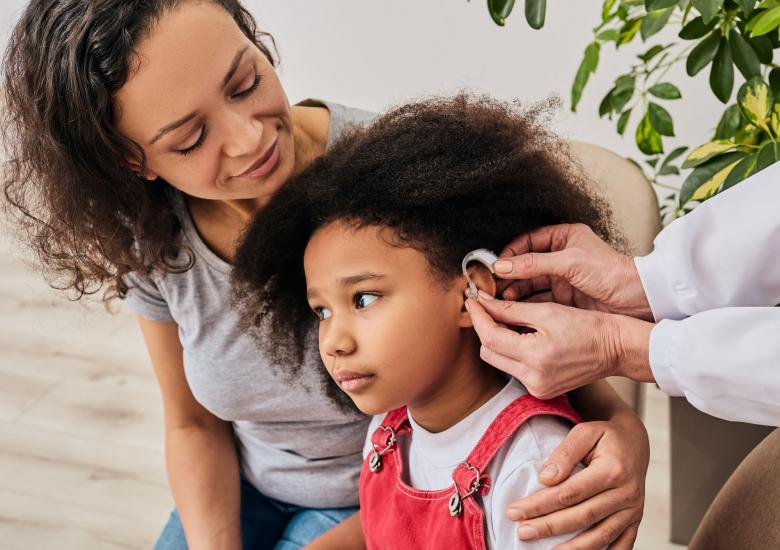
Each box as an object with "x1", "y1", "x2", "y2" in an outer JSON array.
[
  {"x1": 484, "y1": 0, "x2": 780, "y2": 223},
  {"x1": 573, "y1": 0, "x2": 780, "y2": 222}
]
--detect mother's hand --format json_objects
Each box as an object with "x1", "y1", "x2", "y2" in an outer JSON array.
[{"x1": 509, "y1": 412, "x2": 649, "y2": 549}]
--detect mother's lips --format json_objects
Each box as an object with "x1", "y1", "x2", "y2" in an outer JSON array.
[{"x1": 238, "y1": 138, "x2": 278, "y2": 177}]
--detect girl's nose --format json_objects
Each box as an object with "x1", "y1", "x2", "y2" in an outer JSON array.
[{"x1": 321, "y1": 319, "x2": 357, "y2": 357}]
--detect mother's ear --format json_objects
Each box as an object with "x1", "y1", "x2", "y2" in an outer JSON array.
[
  {"x1": 126, "y1": 156, "x2": 159, "y2": 181},
  {"x1": 457, "y1": 263, "x2": 496, "y2": 328}
]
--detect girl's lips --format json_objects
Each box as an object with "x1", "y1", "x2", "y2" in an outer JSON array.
[
  {"x1": 238, "y1": 138, "x2": 280, "y2": 179},
  {"x1": 333, "y1": 370, "x2": 376, "y2": 392}
]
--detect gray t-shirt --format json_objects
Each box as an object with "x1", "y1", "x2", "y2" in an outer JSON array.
[{"x1": 124, "y1": 100, "x2": 377, "y2": 508}]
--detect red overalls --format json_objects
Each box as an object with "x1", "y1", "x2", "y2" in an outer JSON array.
[{"x1": 359, "y1": 394, "x2": 581, "y2": 549}]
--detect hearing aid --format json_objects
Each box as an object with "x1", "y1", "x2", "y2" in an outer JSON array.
[{"x1": 461, "y1": 248, "x2": 499, "y2": 300}]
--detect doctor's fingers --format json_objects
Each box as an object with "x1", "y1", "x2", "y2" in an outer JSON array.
[{"x1": 499, "y1": 223, "x2": 591, "y2": 258}]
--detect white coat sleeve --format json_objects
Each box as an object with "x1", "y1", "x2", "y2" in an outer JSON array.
[
  {"x1": 632, "y1": 161, "x2": 780, "y2": 425},
  {"x1": 650, "y1": 308, "x2": 780, "y2": 426},
  {"x1": 634, "y1": 160, "x2": 780, "y2": 321}
]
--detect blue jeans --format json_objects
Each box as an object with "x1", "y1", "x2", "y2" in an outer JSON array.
[{"x1": 154, "y1": 477, "x2": 358, "y2": 550}]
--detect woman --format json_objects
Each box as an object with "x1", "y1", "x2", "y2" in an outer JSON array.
[{"x1": 3, "y1": 1, "x2": 648, "y2": 548}]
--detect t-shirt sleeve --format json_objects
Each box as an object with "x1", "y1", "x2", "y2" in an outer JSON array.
[
  {"x1": 123, "y1": 270, "x2": 174, "y2": 322},
  {"x1": 489, "y1": 415, "x2": 590, "y2": 550},
  {"x1": 490, "y1": 460, "x2": 586, "y2": 550}
]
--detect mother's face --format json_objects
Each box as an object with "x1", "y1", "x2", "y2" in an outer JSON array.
[{"x1": 115, "y1": 1, "x2": 294, "y2": 202}]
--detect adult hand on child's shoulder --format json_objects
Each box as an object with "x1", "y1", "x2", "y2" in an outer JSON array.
[{"x1": 506, "y1": 412, "x2": 648, "y2": 549}]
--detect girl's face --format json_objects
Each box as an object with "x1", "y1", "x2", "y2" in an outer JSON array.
[
  {"x1": 114, "y1": 1, "x2": 295, "y2": 202},
  {"x1": 304, "y1": 222, "x2": 478, "y2": 416}
]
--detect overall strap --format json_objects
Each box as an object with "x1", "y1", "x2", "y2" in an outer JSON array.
[
  {"x1": 452, "y1": 394, "x2": 581, "y2": 496},
  {"x1": 370, "y1": 406, "x2": 411, "y2": 449}
]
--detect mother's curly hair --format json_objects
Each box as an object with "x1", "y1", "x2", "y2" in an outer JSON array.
[
  {"x1": 231, "y1": 94, "x2": 620, "y2": 375},
  {"x1": 2, "y1": 0, "x2": 275, "y2": 300}
]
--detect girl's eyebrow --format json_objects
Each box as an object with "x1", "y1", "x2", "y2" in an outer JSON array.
[{"x1": 306, "y1": 272, "x2": 386, "y2": 300}]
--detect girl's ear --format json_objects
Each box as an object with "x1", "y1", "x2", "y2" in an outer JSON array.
[{"x1": 457, "y1": 263, "x2": 496, "y2": 328}]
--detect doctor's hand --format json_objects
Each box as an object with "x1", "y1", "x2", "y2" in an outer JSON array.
[
  {"x1": 495, "y1": 223, "x2": 654, "y2": 322},
  {"x1": 465, "y1": 295, "x2": 654, "y2": 399}
]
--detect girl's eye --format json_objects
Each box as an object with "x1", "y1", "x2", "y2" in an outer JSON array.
[
  {"x1": 233, "y1": 73, "x2": 262, "y2": 99},
  {"x1": 355, "y1": 293, "x2": 379, "y2": 310},
  {"x1": 314, "y1": 307, "x2": 332, "y2": 321}
]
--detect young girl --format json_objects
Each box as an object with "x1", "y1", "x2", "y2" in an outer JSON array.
[{"x1": 231, "y1": 95, "x2": 617, "y2": 549}]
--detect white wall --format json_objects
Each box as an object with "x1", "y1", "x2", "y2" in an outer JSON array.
[{"x1": 3, "y1": 0, "x2": 727, "y2": 189}]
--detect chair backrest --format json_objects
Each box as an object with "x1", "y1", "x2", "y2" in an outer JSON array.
[{"x1": 569, "y1": 141, "x2": 662, "y2": 256}]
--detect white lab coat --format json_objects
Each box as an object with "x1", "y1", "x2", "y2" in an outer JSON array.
[{"x1": 634, "y1": 161, "x2": 780, "y2": 426}]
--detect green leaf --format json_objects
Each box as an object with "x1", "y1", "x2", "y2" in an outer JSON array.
[
  {"x1": 737, "y1": 76, "x2": 773, "y2": 129},
  {"x1": 610, "y1": 75, "x2": 635, "y2": 113},
  {"x1": 692, "y1": 0, "x2": 725, "y2": 23},
  {"x1": 683, "y1": 139, "x2": 738, "y2": 168},
  {"x1": 649, "y1": 102, "x2": 675, "y2": 135},
  {"x1": 755, "y1": 140, "x2": 780, "y2": 170},
  {"x1": 659, "y1": 164, "x2": 681, "y2": 175},
  {"x1": 679, "y1": 151, "x2": 745, "y2": 205},
  {"x1": 686, "y1": 32, "x2": 721, "y2": 75},
  {"x1": 768, "y1": 67, "x2": 780, "y2": 101},
  {"x1": 770, "y1": 103, "x2": 780, "y2": 134},
  {"x1": 722, "y1": 152, "x2": 759, "y2": 190},
  {"x1": 599, "y1": 91, "x2": 614, "y2": 117},
  {"x1": 738, "y1": 0, "x2": 758, "y2": 15},
  {"x1": 646, "y1": 157, "x2": 660, "y2": 168},
  {"x1": 662, "y1": 146, "x2": 689, "y2": 167},
  {"x1": 714, "y1": 104, "x2": 744, "y2": 139},
  {"x1": 709, "y1": 37, "x2": 734, "y2": 103},
  {"x1": 756, "y1": 0, "x2": 779, "y2": 8},
  {"x1": 729, "y1": 30, "x2": 762, "y2": 78},
  {"x1": 649, "y1": 82, "x2": 682, "y2": 99},
  {"x1": 748, "y1": 35, "x2": 774, "y2": 64},
  {"x1": 571, "y1": 42, "x2": 601, "y2": 112},
  {"x1": 602, "y1": 0, "x2": 618, "y2": 21},
  {"x1": 639, "y1": 44, "x2": 664, "y2": 61},
  {"x1": 597, "y1": 29, "x2": 620, "y2": 41},
  {"x1": 636, "y1": 112, "x2": 664, "y2": 154},
  {"x1": 646, "y1": 0, "x2": 679, "y2": 9},
  {"x1": 525, "y1": 0, "x2": 546, "y2": 29},
  {"x1": 617, "y1": 109, "x2": 632, "y2": 134},
  {"x1": 488, "y1": 0, "x2": 516, "y2": 25},
  {"x1": 748, "y1": 5, "x2": 780, "y2": 36},
  {"x1": 679, "y1": 16, "x2": 718, "y2": 39},
  {"x1": 690, "y1": 158, "x2": 742, "y2": 201},
  {"x1": 618, "y1": 18, "x2": 643, "y2": 45},
  {"x1": 641, "y1": 8, "x2": 675, "y2": 40},
  {"x1": 614, "y1": 74, "x2": 636, "y2": 94}
]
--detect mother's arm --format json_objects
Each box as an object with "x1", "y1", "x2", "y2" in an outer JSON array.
[
  {"x1": 507, "y1": 380, "x2": 648, "y2": 549},
  {"x1": 138, "y1": 317, "x2": 243, "y2": 550}
]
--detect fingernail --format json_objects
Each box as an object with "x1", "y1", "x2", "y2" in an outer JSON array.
[
  {"x1": 517, "y1": 525, "x2": 538, "y2": 541},
  {"x1": 477, "y1": 289, "x2": 494, "y2": 301},
  {"x1": 494, "y1": 260, "x2": 513, "y2": 274},
  {"x1": 540, "y1": 463, "x2": 558, "y2": 480},
  {"x1": 507, "y1": 506, "x2": 525, "y2": 521},
  {"x1": 464, "y1": 300, "x2": 471, "y2": 312}
]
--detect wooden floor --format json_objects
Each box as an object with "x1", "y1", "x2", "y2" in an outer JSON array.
[{"x1": 0, "y1": 227, "x2": 685, "y2": 549}]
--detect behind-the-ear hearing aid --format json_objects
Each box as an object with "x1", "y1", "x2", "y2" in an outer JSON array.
[{"x1": 461, "y1": 248, "x2": 499, "y2": 300}]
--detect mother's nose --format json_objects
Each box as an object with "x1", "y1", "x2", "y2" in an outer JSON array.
[{"x1": 221, "y1": 111, "x2": 264, "y2": 159}]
